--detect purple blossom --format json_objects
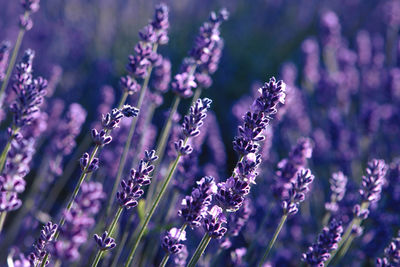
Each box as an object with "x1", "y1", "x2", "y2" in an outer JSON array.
[
  {"x1": 274, "y1": 138, "x2": 313, "y2": 199},
  {"x1": 120, "y1": 75, "x2": 140, "y2": 96},
  {"x1": 325, "y1": 172, "x2": 348, "y2": 213},
  {"x1": 178, "y1": 176, "x2": 217, "y2": 228},
  {"x1": 10, "y1": 49, "x2": 47, "y2": 128},
  {"x1": 302, "y1": 219, "x2": 343, "y2": 266},
  {"x1": 282, "y1": 168, "x2": 315, "y2": 216},
  {"x1": 52, "y1": 182, "x2": 105, "y2": 262},
  {"x1": 203, "y1": 205, "x2": 227, "y2": 239},
  {"x1": 376, "y1": 232, "x2": 400, "y2": 267},
  {"x1": 171, "y1": 71, "x2": 197, "y2": 98},
  {"x1": 151, "y1": 3, "x2": 170, "y2": 45},
  {"x1": 0, "y1": 135, "x2": 35, "y2": 212},
  {"x1": 28, "y1": 221, "x2": 57, "y2": 266},
  {"x1": 360, "y1": 159, "x2": 387, "y2": 203},
  {"x1": 21, "y1": 0, "x2": 40, "y2": 13},
  {"x1": 161, "y1": 227, "x2": 187, "y2": 255},
  {"x1": 172, "y1": 246, "x2": 188, "y2": 267},
  {"x1": 0, "y1": 41, "x2": 10, "y2": 81},
  {"x1": 94, "y1": 231, "x2": 116, "y2": 251},
  {"x1": 117, "y1": 150, "x2": 158, "y2": 209},
  {"x1": 152, "y1": 57, "x2": 171, "y2": 93}
]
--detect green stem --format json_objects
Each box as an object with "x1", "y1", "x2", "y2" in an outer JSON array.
[
  {"x1": 91, "y1": 206, "x2": 124, "y2": 267},
  {"x1": 124, "y1": 144, "x2": 185, "y2": 267},
  {"x1": 159, "y1": 254, "x2": 170, "y2": 267},
  {"x1": 0, "y1": 15, "x2": 27, "y2": 105},
  {"x1": 187, "y1": 233, "x2": 212, "y2": 267},
  {"x1": 110, "y1": 213, "x2": 136, "y2": 267},
  {"x1": 258, "y1": 213, "x2": 288, "y2": 267},
  {"x1": 0, "y1": 212, "x2": 7, "y2": 232},
  {"x1": 117, "y1": 91, "x2": 129, "y2": 109},
  {"x1": 0, "y1": 126, "x2": 19, "y2": 172},
  {"x1": 144, "y1": 95, "x2": 181, "y2": 210},
  {"x1": 106, "y1": 68, "x2": 153, "y2": 217},
  {"x1": 325, "y1": 201, "x2": 369, "y2": 266}
]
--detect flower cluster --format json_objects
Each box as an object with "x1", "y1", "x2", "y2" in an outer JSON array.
[
  {"x1": 282, "y1": 168, "x2": 315, "y2": 215},
  {"x1": 126, "y1": 4, "x2": 168, "y2": 80},
  {"x1": 302, "y1": 219, "x2": 343, "y2": 266},
  {"x1": 325, "y1": 171, "x2": 348, "y2": 213},
  {"x1": 175, "y1": 98, "x2": 212, "y2": 155},
  {"x1": 0, "y1": 41, "x2": 10, "y2": 81},
  {"x1": 274, "y1": 138, "x2": 313, "y2": 199},
  {"x1": 178, "y1": 176, "x2": 217, "y2": 228},
  {"x1": 161, "y1": 227, "x2": 187, "y2": 255},
  {"x1": 203, "y1": 205, "x2": 227, "y2": 239},
  {"x1": 52, "y1": 182, "x2": 105, "y2": 261},
  {"x1": 117, "y1": 150, "x2": 158, "y2": 209},
  {"x1": 0, "y1": 135, "x2": 35, "y2": 212},
  {"x1": 233, "y1": 77, "x2": 286, "y2": 156},
  {"x1": 152, "y1": 58, "x2": 171, "y2": 93},
  {"x1": 10, "y1": 49, "x2": 47, "y2": 128},
  {"x1": 94, "y1": 231, "x2": 116, "y2": 251},
  {"x1": 216, "y1": 153, "x2": 261, "y2": 212},
  {"x1": 376, "y1": 232, "x2": 400, "y2": 267},
  {"x1": 19, "y1": 0, "x2": 41, "y2": 31},
  {"x1": 28, "y1": 221, "x2": 57, "y2": 266},
  {"x1": 359, "y1": 159, "x2": 387, "y2": 203}
]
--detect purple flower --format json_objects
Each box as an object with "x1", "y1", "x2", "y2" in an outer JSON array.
[
  {"x1": 21, "y1": 0, "x2": 40, "y2": 13},
  {"x1": 94, "y1": 231, "x2": 116, "y2": 251},
  {"x1": 302, "y1": 219, "x2": 343, "y2": 266},
  {"x1": 52, "y1": 182, "x2": 105, "y2": 262},
  {"x1": 171, "y1": 71, "x2": 197, "y2": 98},
  {"x1": 0, "y1": 41, "x2": 10, "y2": 81},
  {"x1": 161, "y1": 227, "x2": 187, "y2": 254},
  {"x1": 117, "y1": 150, "x2": 158, "y2": 209},
  {"x1": 28, "y1": 221, "x2": 57, "y2": 266},
  {"x1": 233, "y1": 77, "x2": 286, "y2": 156},
  {"x1": 376, "y1": 232, "x2": 400, "y2": 267},
  {"x1": 172, "y1": 246, "x2": 188, "y2": 267},
  {"x1": 360, "y1": 159, "x2": 387, "y2": 203},
  {"x1": 178, "y1": 176, "x2": 217, "y2": 228},
  {"x1": 79, "y1": 153, "x2": 99, "y2": 173},
  {"x1": 152, "y1": 58, "x2": 171, "y2": 93},
  {"x1": 0, "y1": 135, "x2": 35, "y2": 212},
  {"x1": 282, "y1": 168, "x2": 315, "y2": 216},
  {"x1": 120, "y1": 75, "x2": 140, "y2": 95},
  {"x1": 151, "y1": 3, "x2": 170, "y2": 45},
  {"x1": 274, "y1": 138, "x2": 313, "y2": 199},
  {"x1": 203, "y1": 205, "x2": 227, "y2": 239},
  {"x1": 227, "y1": 198, "x2": 252, "y2": 237},
  {"x1": 325, "y1": 172, "x2": 348, "y2": 213},
  {"x1": 10, "y1": 49, "x2": 47, "y2": 128}
]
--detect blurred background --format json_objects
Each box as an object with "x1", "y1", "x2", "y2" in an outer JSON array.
[{"x1": 1, "y1": 0, "x2": 400, "y2": 266}]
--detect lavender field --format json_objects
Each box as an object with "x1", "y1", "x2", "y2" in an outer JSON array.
[{"x1": 0, "y1": 0, "x2": 399, "y2": 266}]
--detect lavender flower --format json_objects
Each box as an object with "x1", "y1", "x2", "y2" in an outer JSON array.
[
  {"x1": 10, "y1": 49, "x2": 47, "y2": 128},
  {"x1": 28, "y1": 221, "x2": 57, "y2": 266},
  {"x1": 178, "y1": 176, "x2": 217, "y2": 228},
  {"x1": 282, "y1": 168, "x2": 315, "y2": 215},
  {"x1": 325, "y1": 172, "x2": 348, "y2": 213},
  {"x1": 152, "y1": 58, "x2": 171, "y2": 93},
  {"x1": 274, "y1": 138, "x2": 313, "y2": 199},
  {"x1": 161, "y1": 227, "x2": 187, "y2": 254},
  {"x1": 360, "y1": 159, "x2": 387, "y2": 203},
  {"x1": 117, "y1": 150, "x2": 158, "y2": 209},
  {"x1": 302, "y1": 219, "x2": 343, "y2": 266},
  {"x1": 203, "y1": 205, "x2": 227, "y2": 239},
  {"x1": 0, "y1": 41, "x2": 10, "y2": 81},
  {"x1": 172, "y1": 246, "x2": 188, "y2": 267},
  {"x1": 171, "y1": 71, "x2": 197, "y2": 98},
  {"x1": 52, "y1": 182, "x2": 105, "y2": 262},
  {"x1": 216, "y1": 153, "x2": 260, "y2": 212},
  {"x1": 376, "y1": 232, "x2": 400, "y2": 267},
  {"x1": 233, "y1": 77, "x2": 286, "y2": 156},
  {"x1": 151, "y1": 3, "x2": 170, "y2": 45},
  {"x1": 174, "y1": 98, "x2": 212, "y2": 155},
  {"x1": 94, "y1": 231, "x2": 116, "y2": 251},
  {"x1": 0, "y1": 136, "x2": 35, "y2": 212},
  {"x1": 120, "y1": 75, "x2": 140, "y2": 95}
]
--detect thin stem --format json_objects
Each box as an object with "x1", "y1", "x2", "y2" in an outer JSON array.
[
  {"x1": 0, "y1": 212, "x2": 7, "y2": 232},
  {"x1": 0, "y1": 14, "x2": 27, "y2": 105},
  {"x1": 325, "y1": 201, "x2": 369, "y2": 266},
  {"x1": 189, "y1": 87, "x2": 202, "y2": 114},
  {"x1": 159, "y1": 254, "x2": 170, "y2": 267},
  {"x1": 117, "y1": 91, "x2": 129, "y2": 109},
  {"x1": 258, "y1": 213, "x2": 288, "y2": 267},
  {"x1": 144, "y1": 95, "x2": 181, "y2": 210},
  {"x1": 187, "y1": 233, "x2": 212, "y2": 267},
  {"x1": 42, "y1": 133, "x2": 92, "y2": 212},
  {"x1": 124, "y1": 146, "x2": 184, "y2": 267},
  {"x1": 0, "y1": 126, "x2": 19, "y2": 172},
  {"x1": 91, "y1": 206, "x2": 124, "y2": 267},
  {"x1": 110, "y1": 213, "x2": 136, "y2": 267}
]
